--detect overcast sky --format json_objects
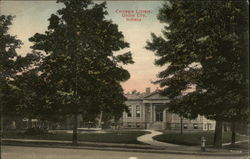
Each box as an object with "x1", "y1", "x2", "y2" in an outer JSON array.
[{"x1": 1, "y1": 1, "x2": 166, "y2": 93}]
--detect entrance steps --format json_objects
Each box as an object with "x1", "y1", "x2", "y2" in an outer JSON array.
[{"x1": 148, "y1": 122, "x2": 163, "y2": 130}]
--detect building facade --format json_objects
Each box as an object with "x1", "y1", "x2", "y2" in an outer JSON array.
[{"x1": 122, "y1": 89, "x2": 215, "y2": 131}]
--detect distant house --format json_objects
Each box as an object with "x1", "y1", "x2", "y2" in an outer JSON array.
[{"x1": 121, "y1": 88, "x2": 215, "y2": 131}]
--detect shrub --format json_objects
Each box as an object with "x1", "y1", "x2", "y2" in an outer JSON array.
[{"x1": 24, "y1": 127, "x2": 48, "y2": 135}]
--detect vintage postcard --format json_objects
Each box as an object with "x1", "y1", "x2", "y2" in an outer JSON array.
[{"x1": 0, "y1": 0, "x2": 249, "y2": 159}]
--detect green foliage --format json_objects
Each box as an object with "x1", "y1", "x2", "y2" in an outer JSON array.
[
  {"x1": 0, "y1": 15, "x2": 41, "y2": 117},
  {"x1": 146, "y1": 1, "x2": 249, "y2": 121},
  {"x1": 0, "y1": 15, "x2": 22, "y2": 77},
  {"x1": 29, "y1": 0, "x2": 133, "y2": 121}
]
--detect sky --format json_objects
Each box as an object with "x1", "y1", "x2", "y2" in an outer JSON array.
[{"x1": 1, "y1": 0, "x2": 166, "y2": 93}]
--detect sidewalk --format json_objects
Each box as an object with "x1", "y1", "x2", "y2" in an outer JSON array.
[
  {"x1": 136, "y1": 129, "x2": 248, "y2": 155},
  {"x1": 2, "y1": 138, "x2": 248, "y2": 156},
  {"x1": 137, "y1": 130, "x2": 179, "y2": 147}
]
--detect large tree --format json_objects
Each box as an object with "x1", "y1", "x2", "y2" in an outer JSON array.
[
  {"x1": 29, "y1": 0, "x2": 133, "y2": 144},
  {"x1": 0, "y1": 15, "x2": 23, "y2": 120},
  {"x1": 0, "y1": 15, "x2": 40, "y2": 121},
  {"x1": 146, "y1": 0, "x2": 248, "y2": 148},
  {"x1": 0, "y1": 15, "x2": 41, "y2": 155}
]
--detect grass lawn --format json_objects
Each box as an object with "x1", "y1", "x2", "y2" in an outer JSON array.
[
  {"x1": 3, "y1": 130, "x2": 147, "y2": 145},
  {"x1": 153, "y1": 131, "x2": 248, "y2": 146},
  {"x1": 224, "y1": 141, "x2": 249, "y2": 150}
]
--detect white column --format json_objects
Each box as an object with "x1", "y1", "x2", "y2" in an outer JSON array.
[
  {"x1": 150, "y1": 103, "x2": 153, "y2": 122},
  {"x1": 153, "y1": 104, "x2": 156, "y2": 122},
  {"x1": 163, "y1": 108, "x2": 167, "y2": 122},
  {"x1": 142, "y1": 104, "x2": 145, "y2": 121}
]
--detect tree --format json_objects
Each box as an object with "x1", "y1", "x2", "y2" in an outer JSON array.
[
  {"x1": 0, "y1": 15, "x2": 22, "y2": 120},
  {"x1": 14, "y1": 66, "x2": 59, "y2": 125},
  {"x1": 29, "y1": 0, "x2": 133, "y2": 144},
  {"x1": 146, "y1": 0, "x2": 248, "y2": 148},
  {"x1": 0, "y1": 15, "x2": 42, "y2": 154},
  {"x1": 0, "y1": 15, "x2": 40, "y2": 121}
]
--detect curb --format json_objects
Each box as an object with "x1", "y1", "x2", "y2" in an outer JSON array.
[
  {"x1": 2, "y1": 140, "x2": 248, "y2": 157},
  {"x1": 2, "y1": 138, "x2": 155, "y2": 150}
]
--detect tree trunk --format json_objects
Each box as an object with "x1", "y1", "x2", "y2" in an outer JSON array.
[
  {"x1": 0, "y1": 115, "x2": 3, "y2": 155},
  {"x1": 1, "y1": 115, "x2": 3, "y2": 131},
  {"x1": 72, "y1": 114, "x2": 78, "y2": 145},
  {"x1": 27, "y1": 118, "x2": 32, "y2": 129},
  {"x1": 180, "y1": 117, "x2": 183, "y2": 134},
  {"x1": 231, "y1": 122, "x2": 236, "y2": 145},
  {"x1": 214, "y1": 120, "x2": 223, "y2": 148},
  {"x1": 98, "y1": 111, "x2": 103, "y2": 128}
]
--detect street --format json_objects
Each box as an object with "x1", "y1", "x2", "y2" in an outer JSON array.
[{"x1": 1, "y1": 146, "x2": 247, "y2": 159}]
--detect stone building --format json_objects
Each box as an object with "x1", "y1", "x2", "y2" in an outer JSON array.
[{"x1": 122, "y1": 88, "x2": 215, "y2": 131}]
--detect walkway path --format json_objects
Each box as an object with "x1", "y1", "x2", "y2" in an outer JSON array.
[{"x1": 137, "y1": 130, "x2": 180, "y2": 147}]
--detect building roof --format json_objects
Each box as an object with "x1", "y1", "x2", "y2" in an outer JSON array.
[
  {"x1": 125, "y1": 90, "x2": 169, "y2": 101},
  {"x1": 124, "y1": 92, "x2": 145, "y2": 100}
]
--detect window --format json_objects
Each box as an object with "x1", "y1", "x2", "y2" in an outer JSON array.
[
  {"x1": 155, "y1": 105, "x2": 163, "y2": 122},
  {"x1": 136, "y1": 123, "x2": 140, "y2": 128},
  {"x1": 127, "y1": 106, "x2": 132, "y2": 117},
  {"x1": 183, "y1": 124, "x2": 188, "y2": 129},
  {"x1": 127, "y1": 122, "x2": 132, "y2": 127},
  {"x1": 156, "y1": 111, "x2": 163, "y2": 122},
  {"x1": 136, "y1": 105, "x2": 140, "y2": 117},
  {"x1": 207, "y1": 123, "x2": 211, "y2": 130},
  {"x1": 193, "y1": 124, "x2": 198, "y2": 129}
]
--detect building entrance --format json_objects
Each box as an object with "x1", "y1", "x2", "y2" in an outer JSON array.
[{"x1": 154, "y1": 104, "x2": 164, "y2": 122}]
